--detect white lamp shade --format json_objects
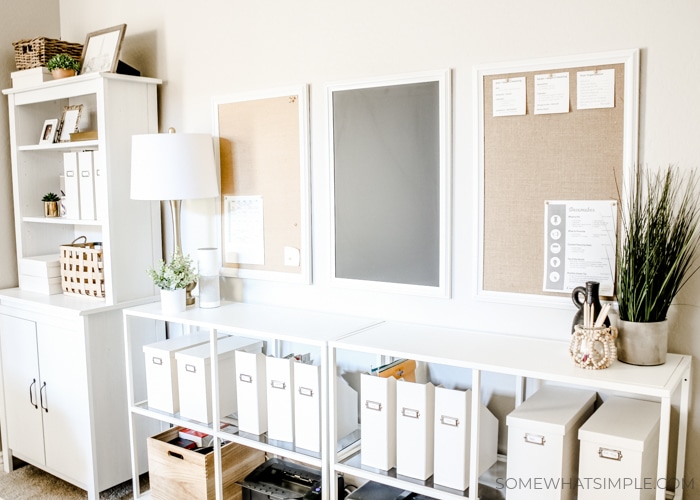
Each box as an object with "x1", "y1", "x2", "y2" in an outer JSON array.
[{"x1": 130, "y1": 133, "x2": 219, "y2": 200}]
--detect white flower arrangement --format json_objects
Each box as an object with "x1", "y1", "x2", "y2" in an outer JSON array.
[{"x1": 147, "y1": 251, "x2": 197, "y2": 290}]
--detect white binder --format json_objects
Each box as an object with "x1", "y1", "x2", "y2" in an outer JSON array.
[
  {"x1": 77, "y1": 151, "x2": 96, "y2": 220},
  {"x1": 93, "y1": 152, "x2": 107, "y2": 221},
  {"x1": 265, "y1": 356, "x2": 295, "y2": 442},
  {"x1": 235, "y1": 350, "x2": 268, "y2": 435},
  {"x1": 433, "y1": 386, "x2": 499, "y2": 491},
  {"x1": 360, "y1": 373, "x2": 396, "y2": 471},
  {"x1": 293, "y1": 362, "x2": 321, "y2": 452},
  {"x1": 396, "y1": 380, "x2": 435, "y2": 480},
  {"x1": 62, "y1": 152, "x2": 80, "y2": 219}
]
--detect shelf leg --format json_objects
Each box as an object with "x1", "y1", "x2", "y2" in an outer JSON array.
[
  {"x1": 324, "y1": 344, "x2": 335, "y2": 500},
  {"x1": 468, "y1": 368, "x2": 481, "y2": 500},
  {"x1": 209, "y1": 327, "x2": 224, "y2": 500},
  {"x1": 656, "y1": 395, "x2": 671, "y2": 500},
  {"x1": 673, "y1": 365, "x2": 692, "y2": 500}
]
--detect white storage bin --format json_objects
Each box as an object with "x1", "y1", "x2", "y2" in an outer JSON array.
[
  {"x1": 175, "y1": 336, "x2": 263, "y2": 424},
  {"x1": 266, "y1": 356, "x2": 295, "y2": 442},
  {"x1": 235, "y1": 351, "x2": 268, "y2": 435},
  {"x1": 578, "y1": 397, "x2": 660, "y2": 500},
  {"x1": 293, "y1": 362, "x2": 321, "y2": 452},
  {"x1": 433, "y1": 386, "x2": 499, "y2": 491},
  {"x1": 360, "y1": 373, "x2": 396, "y2": 471},
  {"x1": 506, "y1": 386, "x2": 596, "y2": 500},
  {"x1": 396, "y1": 380, "x2": 435, "y2": 480},
  {"x1": 143, "y1": 331, "x2": 221, "y2": 414}
]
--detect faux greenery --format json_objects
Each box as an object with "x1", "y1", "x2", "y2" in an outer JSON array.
[
  {"x1": 46, "y1": 53, "x2": 80, "y2": 72},
  {"x1": 42, "y1": 192, "x2": 60, "y2": 202},
  {"x1": 616, "y1": 165, "x2": 700, "y2": 322},
  {"x1": 147, "y1": 251, "x2": 197, "y2": 290}
]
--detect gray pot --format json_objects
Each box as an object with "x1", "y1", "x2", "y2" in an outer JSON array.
[{"x1": 616, "y1": 319, "x2": 668, "y2": 366}]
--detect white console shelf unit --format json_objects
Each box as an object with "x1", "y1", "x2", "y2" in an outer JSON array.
[
  {"x1": 122, "y1": 301, "x2": 381, "y2": 500},
  {"x1": 328, "y1": 321, "x2": 691, "y2": 500}
]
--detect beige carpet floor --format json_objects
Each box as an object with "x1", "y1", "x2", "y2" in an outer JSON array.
[{"x1": 0, "y1": 458, "x2": 149, "y2": 500}]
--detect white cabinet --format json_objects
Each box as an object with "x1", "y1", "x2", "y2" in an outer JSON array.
[
  {"x1": 0, "y1": 314, "x2": 90, "y2": 485},
  {"x1": 0, "y1": 73, "x2": 162, "y2": 500}
]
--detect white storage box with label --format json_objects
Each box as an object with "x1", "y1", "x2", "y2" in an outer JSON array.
[
  {"x1": 433, "y1": 386, "x2": 499, "y2": 491},
  {"x1": 266, "y1": 356, "x2": 295, "y2": 442},
  {"x1": 11, "y1": 67, "x2": 51, "y2": 89},
  {"x1": 175, "y1": 336, "x2": 263, "y2": 424},
  {"x1": 506, "y1": 386, "x2": 596, "y2": 500},
  {"x1": 235, "y1": 351, "x2": 268, "y2": 435},
  {"x1": 143, "y1": 331, "x2": 223, "y2": 414},
  {"x1": 293, "y1": 362, "x2": 321, "y2": 452},
  {"x1": 578, "y1": 397, "x2": 660, "y2": 500},
  {"x1": 360, "y1": 373, "x2": 396, "y2": 471},
  {"x1": 396, "y1": 380, "x2": 435, "y2": 480}
]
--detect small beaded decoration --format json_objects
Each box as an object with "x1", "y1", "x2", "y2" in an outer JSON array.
[{"x1": 569, "y1": 325, "x2": 618, "y2": 370}]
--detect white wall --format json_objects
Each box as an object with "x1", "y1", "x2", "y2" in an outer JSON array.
[
  {"x1": 56, "y1": 0, "x2": 700, "y2": 493},
  {"x1": 0, "y1": 1, "x2": 61, "y2": 289}
]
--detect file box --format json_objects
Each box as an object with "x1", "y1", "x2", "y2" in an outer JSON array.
[
  {"x1": 578, "y1": 396, "x2": 660, "y2": 500},
  {"x1": 143, "y1": 331, "x2": 222, "y2": 414},
  {"x1": 266, "y1": 356, "x2": 295, "y2": 442},
  {"x1": 293, "y1": 362, "x2": 321, "y2": 452},
  {"x1": 433, "y1": 386, "x2": 499, "y2": 491},
  {"x1": 506, "y1": 386, "x2": 596, "y2": 500},
  {"x1": 235, "y1": 351, "x2": 268, "y2": 435},
  {"x1": 396, "y1": 380, "x2": 435, "y2": 480},
  {"x1": 175, "y1": 336, "x2": 263, "y2": 423},
  {"x1": 360, "y1": 373, "x2": 396, "y2": 471}
]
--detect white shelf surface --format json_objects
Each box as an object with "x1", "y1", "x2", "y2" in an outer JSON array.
[
  {"x1": 23, "y1": 216, "x2": 102, "y2": 226},
  {"x1": 124, "y1": 300, "x2": 382, "y2": 346},
  {"x1": 331, "y1": 321, "x2": 690, "y2": 397}
]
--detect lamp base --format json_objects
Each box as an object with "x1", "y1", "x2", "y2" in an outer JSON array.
[{"x1": 185, "y1": 281, "x2": 196, "y2": 306}]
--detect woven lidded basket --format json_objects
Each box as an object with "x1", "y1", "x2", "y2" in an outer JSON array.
[
  {"x1": 59, "y1": 236, "x2": 105, "y2": 298},
  {"x1": 13, "y1": 37, "x2": 83, "y2": 70}
]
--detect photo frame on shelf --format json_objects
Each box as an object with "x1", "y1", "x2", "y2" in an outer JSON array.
[
  {"x1": 57, "y1": 105, "x2": 84, "y2": 143},
  {"x1": 39, "y1": 118, "x2": 58, "y2": 145},
  {"x1": 80, "y1": 23, "x2": 126, "y2": 74}
]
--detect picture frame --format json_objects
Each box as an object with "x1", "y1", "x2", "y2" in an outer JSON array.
[
  {"x1": 80, "y1": 23, "x2": 127, "y2": 74},
  {"x1": 57, "y1": 105, "x2": 84, "y2": 143},
  {"x1": 39, "y1": 119, "x2": 58, "y2": 145}
]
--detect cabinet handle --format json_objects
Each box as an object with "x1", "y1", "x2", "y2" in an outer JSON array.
[
  {"x1": 39, "y1": 382, "x2": 48, "y2": 413},
  {"x1": 29, "y1": 379, "x2": 38, "y2": 409}
]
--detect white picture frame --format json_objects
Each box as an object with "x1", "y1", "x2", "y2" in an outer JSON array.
[
  {"x1": 57, "y1": 105, "x2": 84, "y2": 143},
  {"x1": 39, "y1": 119, "x2": 58, "y2": 145},
  {"x1": 80, "y1": 24, "x2": 126, "y2": 74}
]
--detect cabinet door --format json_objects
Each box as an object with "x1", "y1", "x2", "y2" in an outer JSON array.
[
  {"x1": 36, "y1": 323, "x2": 90, "y2": 485},
  {"x1": 0, "y1": 315, "x2": 45, "y2": 466}
]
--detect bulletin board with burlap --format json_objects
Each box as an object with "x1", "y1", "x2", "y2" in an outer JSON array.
[
  {"x1": 475, "y1": 50, "x2": 639, "y2": 301},
  {"x1": 213, "y1": 86, "x2": 311, "y2": 284}
]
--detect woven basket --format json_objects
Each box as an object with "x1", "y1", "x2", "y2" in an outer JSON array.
[
  {"x1": 59, "y1": 236, "x2": 105, "y2": 298},
  {"x1": 13, "y1": 37, "x2": 83, "y2": 70}
]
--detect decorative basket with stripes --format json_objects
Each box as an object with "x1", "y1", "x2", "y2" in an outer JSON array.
[
  {"x1": 59, "y1": 236, "x2": 105, "y2": 298},
  {"x1": 12, "y1": 37, "x2": 83, "y2": 70}
]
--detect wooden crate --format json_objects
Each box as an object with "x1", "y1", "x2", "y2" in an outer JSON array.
[{"x1": 147, "y1": 427, "x2": 265, "y2": 500}]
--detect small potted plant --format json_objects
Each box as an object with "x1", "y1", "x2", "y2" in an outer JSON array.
[
  {"x1": 46, "y1": 53, "x2": 80, "y2": 79},
  {"x1": 147, "y1": 250, "x2": 197, "y2": 313},
  {"x1": 42, "y1": 192, "x2": 61, "y2": 217}
]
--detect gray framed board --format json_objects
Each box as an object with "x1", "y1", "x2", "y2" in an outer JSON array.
[
  {"x1": 474, "y1": 49, "x2": 640, "y2": 304},
  {"x1": 328, "y1": 70, "x2": 452, "y2": 297}
]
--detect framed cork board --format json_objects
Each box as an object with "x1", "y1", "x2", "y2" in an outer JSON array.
[
  {"x1": 474, "y1": 49, "x2": 639, "y2": 304},
  {"x1": 328, "y1": 70, "x2": 452, "y2": 297},
  {"x1": 213, "y1": 85, "x2": 311, "y2": 283}
]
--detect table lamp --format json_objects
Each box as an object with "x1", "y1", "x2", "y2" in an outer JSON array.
[{"x1": 131, "y1": 128, "x2": 219, "y2": 304}]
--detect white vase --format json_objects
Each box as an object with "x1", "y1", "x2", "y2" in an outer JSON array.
[{"x1": 160, "y1": 288, "x2": 186, "y2": 313}]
